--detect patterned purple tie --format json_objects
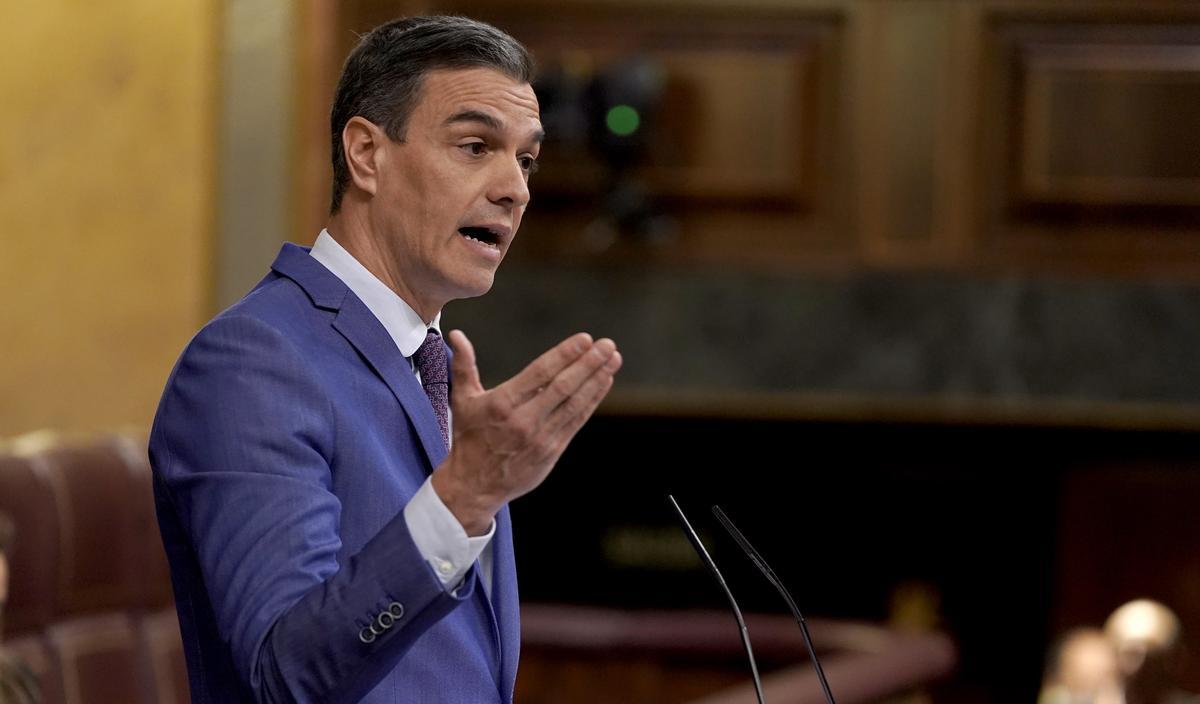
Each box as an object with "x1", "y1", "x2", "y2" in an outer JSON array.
[{"x1": 412, "y1": 329, "x2": 450, "y2": 450}]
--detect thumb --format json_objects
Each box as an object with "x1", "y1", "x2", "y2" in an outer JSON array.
[{"x1": 447, "y1": 329, "x2": 484, "y2": 398}]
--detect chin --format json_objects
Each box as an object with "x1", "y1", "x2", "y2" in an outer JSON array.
[{"x1": 451, "y1": 273, "x2": 497, "y2": 301}]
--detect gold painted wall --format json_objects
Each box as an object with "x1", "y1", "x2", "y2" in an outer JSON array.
[{"x1": 0, "y1": 1, "x2": 217, "y2": 436}]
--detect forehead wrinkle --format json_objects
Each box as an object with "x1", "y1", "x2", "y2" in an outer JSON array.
[
  {"x1": 444, "y1": 109, "x2": 503, "y2": 131},
  {"x1": 420, "y1": 68, "x2": 543, "y2": 147},
  {"x1": 441, "y1": 107, "x2": 543, "y2": 148}
]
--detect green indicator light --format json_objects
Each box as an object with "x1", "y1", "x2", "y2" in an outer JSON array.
[{"x1": 605, "y1": 104, "x2": 640, "y2": 136}]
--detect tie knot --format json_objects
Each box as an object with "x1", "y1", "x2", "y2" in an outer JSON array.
[{"x1": 413, "y1": 329, "x2": 448, "y2": 385}]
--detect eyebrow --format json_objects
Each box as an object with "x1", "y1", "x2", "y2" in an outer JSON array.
[{"x1": 444, "y1": 109, "x2": 546, "y2": 144}]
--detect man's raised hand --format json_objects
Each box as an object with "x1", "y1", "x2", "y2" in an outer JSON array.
[{"x1": 430, "y1": 329, "x2": 622, "y2": 534}]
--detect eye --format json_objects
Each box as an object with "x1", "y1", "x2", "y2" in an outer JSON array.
[
  {"x1": 460, "y1": 141, "x2": 487, "y2": 156},
  {"x1": 519, "y1": 155, "x2": 539, "y2": 176}
]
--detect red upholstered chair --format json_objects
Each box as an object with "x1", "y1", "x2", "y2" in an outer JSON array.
[
  {"x1": 0, "y1": 448, "x2": 60, "y2": 637},
  {"x1": 46, "y1": 614, "x2": 152, "y2": 704},
  {"x1": 0, "y1": 432, "x2": 187, "y2": 704},
  {"x1": 5, "y1": 633, "x2": 61, "y2": 704},
  {"x1": 138, "y1": 609, "x2": 189, "y2": 704}
]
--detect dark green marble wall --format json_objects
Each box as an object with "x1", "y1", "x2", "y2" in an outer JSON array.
[{"x1": 449, "y1": 263, "x2": 1200, "y2": 411}]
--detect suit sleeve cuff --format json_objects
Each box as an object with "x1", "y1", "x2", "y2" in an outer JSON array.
[{"x1": 403, "y1": 476, "x2": 495, "y2": 590}]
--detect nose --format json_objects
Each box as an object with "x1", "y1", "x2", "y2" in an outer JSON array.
[{"x1": 487, "y1": 155, "x2": 530, "y2": 209}]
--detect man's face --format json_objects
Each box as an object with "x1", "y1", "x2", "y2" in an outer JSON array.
[{"x1": 369, "y1": 66, "x2": 542, "y2": 318}]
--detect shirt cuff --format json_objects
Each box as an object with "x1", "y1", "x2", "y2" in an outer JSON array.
[{"x1": 403, "y1": 476, "x2": 495, "y2": 590}]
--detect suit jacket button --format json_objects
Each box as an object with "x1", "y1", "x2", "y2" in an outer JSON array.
[
  {"x1": 388, "y1": 602, "x2": 405, "y2": 619},
  {"x1": 359, "y1": 626, "x2": 377, "y2": 644},
  {"x1": 377, "y1": 611, "x2": 395, "y2": 629}
]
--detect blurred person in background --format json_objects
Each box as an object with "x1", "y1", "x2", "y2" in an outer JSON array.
[
  {"x1": 0, "y1": 513, "x2": 39, "y2": 704},
  {"x1": 1106, "y1": 599, "x2": 1200, "y2": 704},
  {"x1": 1038, "y1": 627, "x2": 1123, "y2": 704}
]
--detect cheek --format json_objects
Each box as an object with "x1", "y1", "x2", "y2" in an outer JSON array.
[{"x1": 417, "y1": 174, "x2": 467, "y2": 218}]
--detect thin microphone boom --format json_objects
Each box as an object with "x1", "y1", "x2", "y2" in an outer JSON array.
[
  {"x1": 713, "y1": 506, "x2": 837, "y2": 704},
  {"x1": 668, "y1": 495, "x2": 766, "y2": 704}
]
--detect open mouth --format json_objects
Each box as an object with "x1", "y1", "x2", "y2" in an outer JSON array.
[{"x1": 458, "y1": 226, "x2": 500, "y2": 248}]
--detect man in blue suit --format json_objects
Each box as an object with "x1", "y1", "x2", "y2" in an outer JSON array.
[{"x1": 150, "y1": 16, "x2": 622, "y2": 703}]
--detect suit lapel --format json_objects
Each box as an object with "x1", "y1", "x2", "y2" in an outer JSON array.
[
  {"x1": 271, "y1": 243, "x2": 448, "y2": 470},
  {"x1": 332, "y1": 296, "x2": 448, "y2": 468}
]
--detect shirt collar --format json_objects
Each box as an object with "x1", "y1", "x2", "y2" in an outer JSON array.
[{"x1": 309, "y1": 229, "x2": 441, "y2": 357}]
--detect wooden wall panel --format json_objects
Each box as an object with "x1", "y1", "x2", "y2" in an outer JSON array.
[
  {"x1": 1017, "y1": 41, "x2": 1200, "y2": 207},
  {"x1": 649, "y1": 50, "x2": 813, "y2": 203},
  {"x1": 857, "y1": 0, "x2": 972, "y2": 268},
  {"x1": 973, "y1": 6, "x2": 1200, "y2": 279}
]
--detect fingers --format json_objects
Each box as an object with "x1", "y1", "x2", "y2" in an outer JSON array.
[
  {"x1": 504, "y1": 332, "x2": 595, "y2": 403},
  {"x1": 504, "y1": 347, "x2": 621, "y2": 476},
  {"x1": 526, "y1": 352, "x2": 621, "y2": 468},
  {"x1": 519, "y1": 338, "x2": 618, "y2": 418},
  {"x1": 447, "y1": 329, "x2": 483, "y2": 398},
  {"x1": 604, "y1": 350, "x2": 623, "y2": 374},
  {"x1": 542, "y1": 349, "x2": 622, "y2": 439},
  {"x1": 461, "y1": 331, "x2": 620, "y2": 435},
  {"x1": 438, "y1": 333, "x2": 621, "y2": 514}
]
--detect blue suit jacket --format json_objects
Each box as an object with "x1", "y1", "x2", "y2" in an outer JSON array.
[{"x1": 150, "y1": 244, "x2": 520, "y2": 703}]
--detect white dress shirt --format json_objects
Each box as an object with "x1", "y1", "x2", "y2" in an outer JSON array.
[{"x1": 310, "y1": 229, "x2": 494, "y2": 597}]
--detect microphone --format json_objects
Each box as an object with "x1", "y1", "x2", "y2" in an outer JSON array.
[
  {"x1": 668, "y1": 495, "x2": 766, "y2": 704},
  {"x1": 713, "y1": 505, "x2": 837, "y2": 704}
]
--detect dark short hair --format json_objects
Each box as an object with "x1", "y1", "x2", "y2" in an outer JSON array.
[{"x1": 328, "y1": 16, "x2": 534, "y2": 213}]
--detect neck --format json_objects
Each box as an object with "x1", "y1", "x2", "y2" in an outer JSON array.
[{"x1": 326, "y1": 207, "x2": 440, "y2": 322}]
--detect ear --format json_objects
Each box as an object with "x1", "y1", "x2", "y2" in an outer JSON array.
[{"x1": 342, "y1": 116, "x2": 386, "y2": 198}]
